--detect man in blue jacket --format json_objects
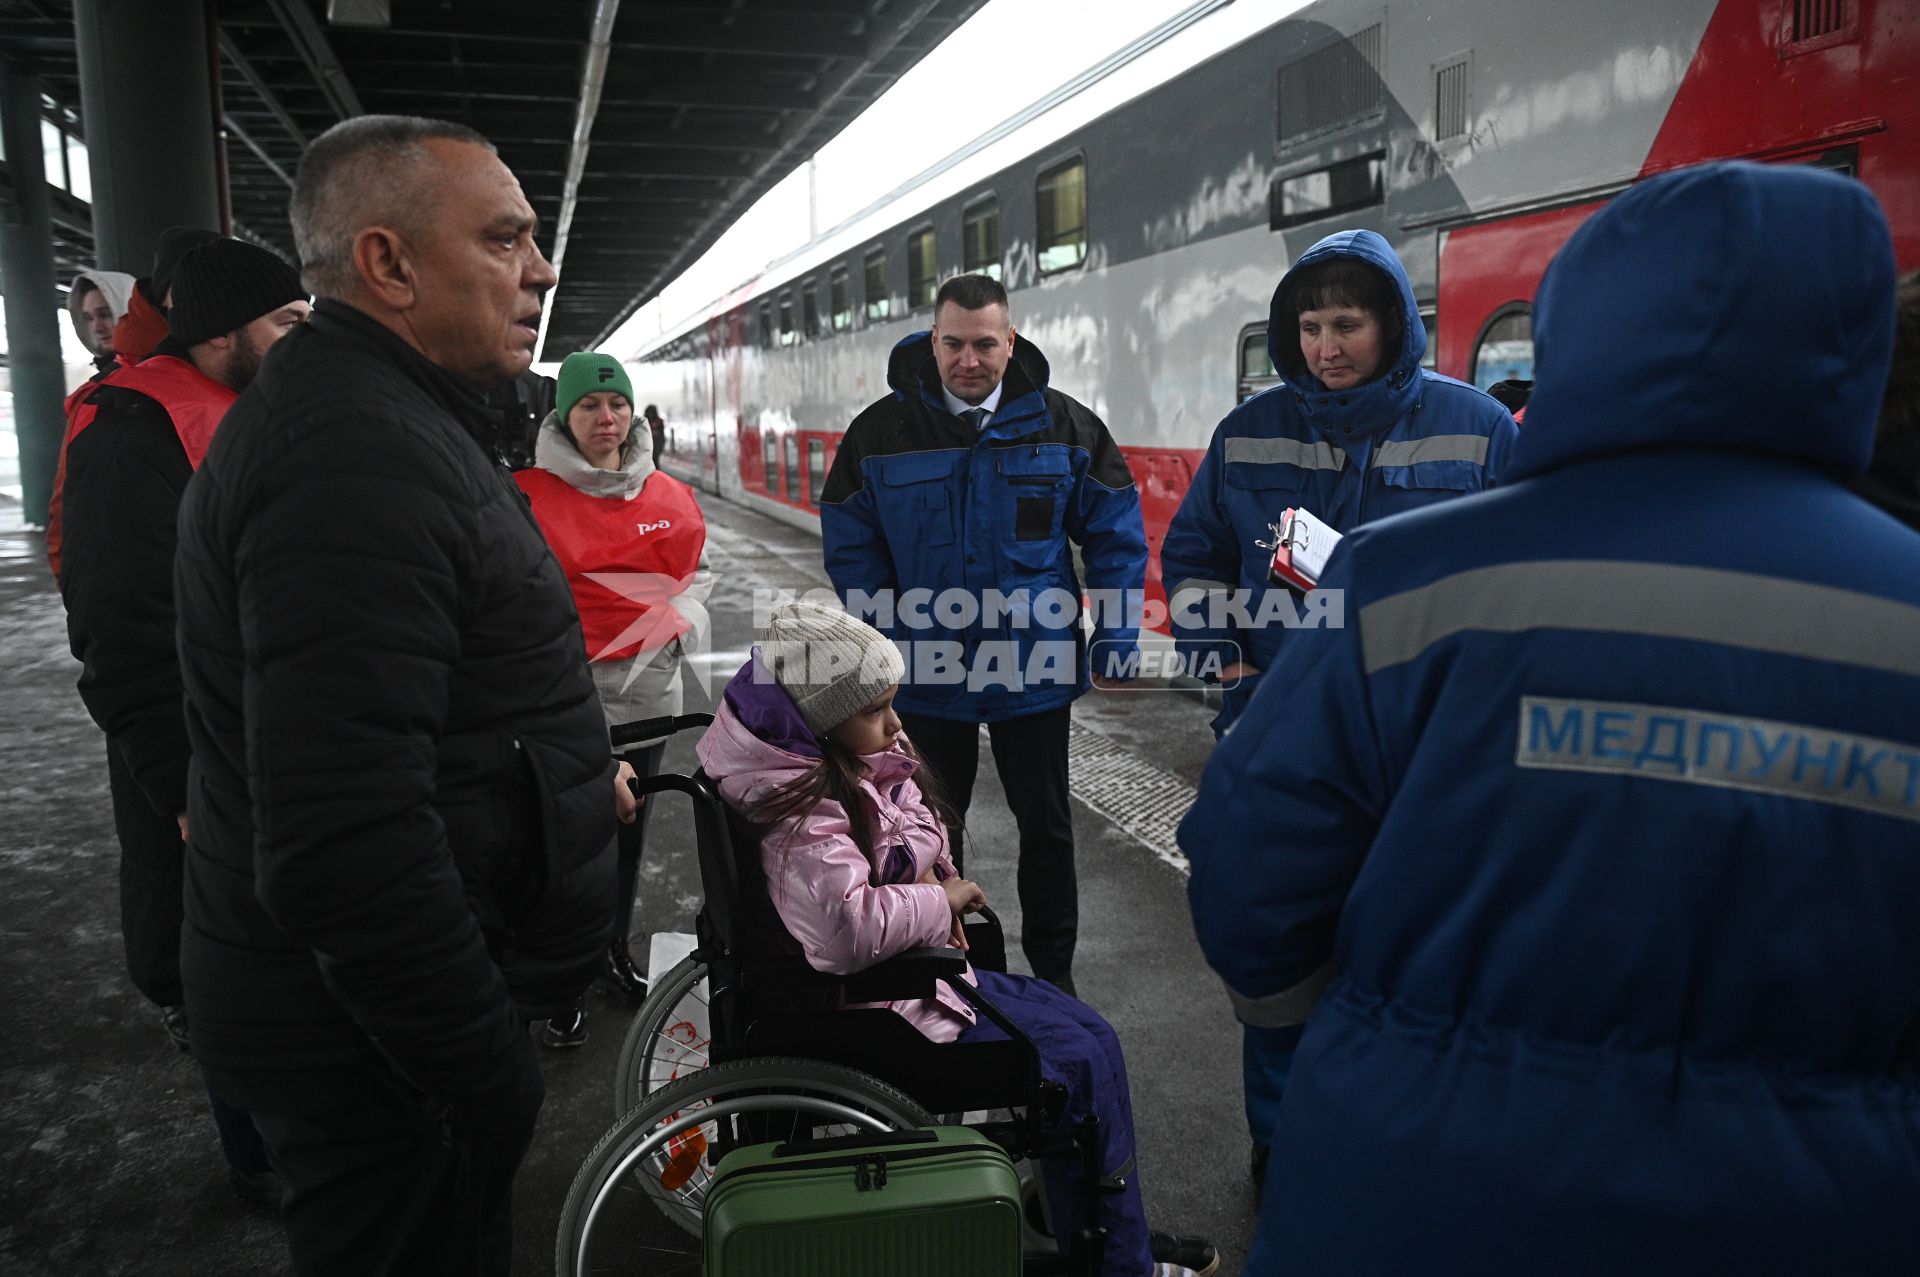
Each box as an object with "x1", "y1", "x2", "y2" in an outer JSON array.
[
  {"x1": 820, "y1": 272, "x2": 1148, "y2": 995},
  {"x1": 1161, "y1": 229, "x2": 1516, "y2": 1182},
  {"x1": 1182, "y1": 162, "x2": 1920, "y2": 1274}
]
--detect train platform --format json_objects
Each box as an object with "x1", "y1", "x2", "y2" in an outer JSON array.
[{"x1": 0, "y1": 486, "x2": 1257, "y2": 1276}]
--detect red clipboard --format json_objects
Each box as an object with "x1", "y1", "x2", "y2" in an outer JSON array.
[{"x1": 1266, "y1": 507, "x2": 1342, "y2": 591}]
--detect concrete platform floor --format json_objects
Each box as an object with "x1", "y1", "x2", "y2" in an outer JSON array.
[{"x1": 0, "y1": 488, "x2": 1258, "y2": 1276}]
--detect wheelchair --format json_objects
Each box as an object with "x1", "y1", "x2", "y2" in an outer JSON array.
[{"x1": 557, "y1": 713, "x2": 1123, "y2": 1276}]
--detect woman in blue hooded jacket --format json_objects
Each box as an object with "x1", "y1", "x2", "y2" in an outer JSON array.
[{"x1": 1159, "y1": 228, "x2": 1517, "y2": 1186}]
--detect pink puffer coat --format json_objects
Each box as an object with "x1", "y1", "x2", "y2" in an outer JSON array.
[{"x1": 695, "y1": 697, "x2": 977, "y2": 1041}]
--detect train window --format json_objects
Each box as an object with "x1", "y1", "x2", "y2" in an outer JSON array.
[
  {"x1": 784, "y1": 434, "x2": 801, "y2": 502},
  {"x1": 808, "y1": 439, "x2": 826, "y2": 505},
  {"x1": 1798, "y1": 144, "x2": 1859, "y2": 178},
  {"x1": 757, "y1": 301, "x2": 773, "y2": 347},
  {"x1": 864, "y1": 247, "x2": 891, "y2": 323},
  {"x1": 1434, "y1": 55, "x2": 1470, "y2": 142},
  {"x1": 1277, "y1": 23, "x2": 1384, "y2": 144},
  {"x1": 778, "y1": 292, "x2": 795, "y2": 346},
  {"x1": 764, "y1": 429, "x2": 781, "y2": 494},
  {"x1": 963, "y1": 196, "x2": 1002, "y2": 280},
  {"x1": 830, "y1": 265, "x2": 852, "y2": 332},
  {"x1": 1471, "y1": 304, "x2": 1533, "y2": 391},
  {"x1": 1270, "y1": 152, "x2": 1385, "y2": 230},
  {"x1": 1419, "y1": 308, "x2": 1437, "y2": 371},
  {"x1": 802, "y1": 280, "x2": 820, "y2": 340},
  {"x1": 1782, "y1": 0, "x2": 1858, "y2": 55},
  {"x1": 1036, "y1": 156, "x2": 1087, "y2": 275},
  {"x1": 1236, "y1": 322, "x2": 1283, "y2": 403},
  {"x1": 907, "y1": 226, "x2": 937, "y2": 311},
  {"x1": 1240, "y1": 328, "x2": 1276, "y2": 380}
]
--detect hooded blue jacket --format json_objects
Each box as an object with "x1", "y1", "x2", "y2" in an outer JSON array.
[
  {"x1": 820, "y1": 331, "x2": 1147, "y2": 722},
  {"x1": 1161, "y1": 231, "x2": 1516, "y2": 720},
  {"x1": 1181, "y1": 163, "x2": 1920, "y2": 1274}
]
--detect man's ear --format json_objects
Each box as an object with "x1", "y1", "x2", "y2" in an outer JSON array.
[{"x1": 352, "y1": 225, "x2": 416, "y2": 310}]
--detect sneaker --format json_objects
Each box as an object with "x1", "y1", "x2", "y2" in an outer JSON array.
[
  {"x1": 228, "y1": 1167, "x2": 282, "y2": 1211},
  {"x1": 160, "y1": 1005, "x2": 192, "y2": 1055},
  {"x1": 541, "y1": 1003, "x2": 588, "y2": 1049},
  {"x1": 601, "y1": 940, "x2": 649, "y2": 1004},
  {"x1": 1150, "y1": 1232, "x2": 1219, "y2": 1277}
]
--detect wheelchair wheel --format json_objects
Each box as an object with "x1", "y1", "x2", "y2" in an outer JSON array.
[
  {"x1": 557, "y1": 1056, "x2": 934, "y2": 1275},
  {"x1": 612, "y1": 954, "x2": 708, "y2": 1116}
]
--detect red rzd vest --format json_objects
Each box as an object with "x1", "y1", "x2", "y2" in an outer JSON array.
[
  {"x1": 515, "y1": 467, "x2": 707, "y2": 663},
  {"x1": 47, "y1": 355, "x2": 237, "y2": 581}
]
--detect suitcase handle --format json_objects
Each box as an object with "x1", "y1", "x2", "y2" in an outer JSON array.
[{"x1": 774, "y1": 1128, "x2": 939, "y2": 1158}]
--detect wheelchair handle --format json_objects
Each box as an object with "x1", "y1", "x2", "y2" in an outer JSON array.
[
  {"x1": 627, "y1": 771, "x2": 713, "y2": 802},
  {"x1": 610, "y1": 712, "x2": 714, "y2": 749}
]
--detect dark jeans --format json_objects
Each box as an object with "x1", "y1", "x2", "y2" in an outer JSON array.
[
  {"x1": 958, "y1": 970, "x2": 1152, "y2": 1276},
  {"x1": 202, "y1": 1050, "x2": 541, "y2": 1277},
  {"x1": 612, "y1": 741, "x2": 665, "y2": 942},
  {"x1": 105, "y1": 738, "x2": 184, "y2": 1006},
  {"x1": 898, "y1": 705, "x2": 1076, "y2": 982}
]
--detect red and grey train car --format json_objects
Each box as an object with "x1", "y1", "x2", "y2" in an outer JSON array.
[{"x1": 627, "y1": 0, "x2": 1919, "y2": 610}]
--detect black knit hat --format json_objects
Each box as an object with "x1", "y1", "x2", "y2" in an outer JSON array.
[
  {"x1": 167, "y1": 240, "x2": 307, "y2": 346},
  {"x1": 150, "y1": 225, "x2": 222, "y2": 306}
]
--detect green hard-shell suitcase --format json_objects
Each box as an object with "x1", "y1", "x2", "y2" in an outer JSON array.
[{"x1": 702, "y1": 1126, "x2": 1024, "y2": 1276}]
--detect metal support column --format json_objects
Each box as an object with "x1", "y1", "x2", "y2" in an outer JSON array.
[
  {"x1": 0, "y1": 62, "x2": 69, "y2": 528},
  {"x1": 73, "y1": 0, "x2": 222, "y2": 273}
]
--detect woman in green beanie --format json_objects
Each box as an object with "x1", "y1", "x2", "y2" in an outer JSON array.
[{"x1": 515, "y1": 351, "x2": 713, "y2": 1048}]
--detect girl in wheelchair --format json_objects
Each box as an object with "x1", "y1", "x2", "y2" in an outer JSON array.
[{"x1": 693, "y1": 602, "x2": 1217, "y2": 1277}]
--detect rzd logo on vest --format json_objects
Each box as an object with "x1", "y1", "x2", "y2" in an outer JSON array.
[{"x1": 635, "y1": 519, "x2": 672, "y2": 535}]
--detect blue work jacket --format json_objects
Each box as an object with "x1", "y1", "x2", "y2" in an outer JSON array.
[
  {"x1": 1183, "y1": 163, "x2": 1920, "y2": 1276},
  {"x1": 820, "y1": 332, "x2": 1147, "y2": 722},
  {"x1": 1161, "y1": 230, "x2": 1517, "y2": 717}
]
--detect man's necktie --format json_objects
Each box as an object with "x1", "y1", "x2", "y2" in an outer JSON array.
[{"x1": 963, "y1": 408, "x2": 988, "y2": 431}]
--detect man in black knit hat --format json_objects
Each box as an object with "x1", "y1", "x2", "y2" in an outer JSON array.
[{"x1": 58, "y1": 237, "x2": 308, "y2": 1210}]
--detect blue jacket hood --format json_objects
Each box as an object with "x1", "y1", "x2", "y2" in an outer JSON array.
[
  {"x1": 886, "y1": 327, "x2": 1052, "y2": 409},
  {"x1": 1508, "y1": 161, "x2": 1895, "y2": 484},
  {"x1": 1268, "y1": 229, "x2": 1425, "y2": 439}
]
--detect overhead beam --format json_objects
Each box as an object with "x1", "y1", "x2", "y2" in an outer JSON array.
[
  {"x1": 623, "y1": 75, "x2": 817, "y2": 112},
  {"x1": 264, "y1": 0, "x2": 363, "y2": 119},
  {"x1": 221, "y1": 113, "x2": 294, "y2": 186},
  {"x1": 493, "y1": 145, "x2": 763, "y2": 180},
  {"x1": 338, "y1": 65, "x2": 816, "y2": 113},
  {"x1": 533, "y1": 0, "x2": 619, "y2": 362},
  {"x1": 218, "y1": 29, "x2": 308, "y2": 148},
  {"x1": 369, "y1": 20, "x2": 857, "y2": 61}
]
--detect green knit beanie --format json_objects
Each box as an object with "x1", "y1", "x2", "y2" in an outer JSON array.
[{"x1": 556, "y1": 351, "x2": 634, "y2": 421}]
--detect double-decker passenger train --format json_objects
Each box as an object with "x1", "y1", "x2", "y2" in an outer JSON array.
[{"x1": 624, "y1": 0, "x2": 1919, "y2": 608}]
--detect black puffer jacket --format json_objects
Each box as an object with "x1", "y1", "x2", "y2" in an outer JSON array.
[
  {"x1": 61, "y1": 355, "x2": 200, "y2": 821},
  {"x1": 175, "y1": 301, "x2": 616, "y2": 1100}
]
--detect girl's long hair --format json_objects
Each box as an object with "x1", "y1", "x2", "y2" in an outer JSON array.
[{"x1": 750, "y1": 734, "x2": 964, "y2": 883}]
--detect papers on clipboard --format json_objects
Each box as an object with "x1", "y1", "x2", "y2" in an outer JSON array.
[{"x1": 1265, "y1": 507, "x2": 1342, "y2": 592}]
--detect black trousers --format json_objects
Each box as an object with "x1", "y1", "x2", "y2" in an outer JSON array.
[
  {"x1": 898, "y1": 705, "x2": 1077, "y2": 981},
  {"x1": 203, "y1": 1050, "x2": 541, "y2": 1277},
  {"x1": 612, "y1": 741, "x2": 665, "y2": 944},
  {"x1": 105, "y1": 737, "x2": 184, "y2": 1007}
]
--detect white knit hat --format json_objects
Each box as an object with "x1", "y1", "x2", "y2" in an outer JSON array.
[{"x1": 761, "y1": 602, "x2": 906, "y2": 735}]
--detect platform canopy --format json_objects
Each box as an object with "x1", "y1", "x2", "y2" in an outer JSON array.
[{"x1": 0, "y1": 0, "x2": 985, "y2": 353}]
